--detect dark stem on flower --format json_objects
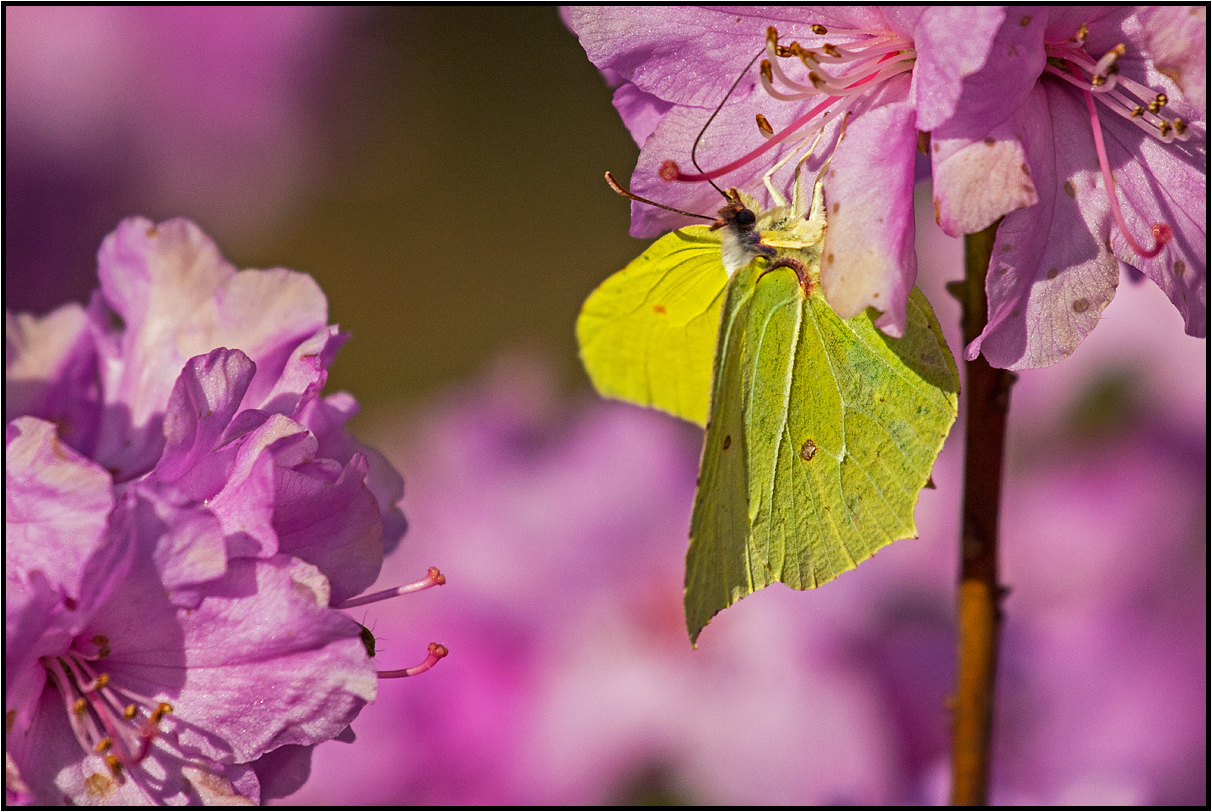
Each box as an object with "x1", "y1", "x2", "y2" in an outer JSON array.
[{"x1": 949, "y1": 220, "x2": 1014, "y2": 806}]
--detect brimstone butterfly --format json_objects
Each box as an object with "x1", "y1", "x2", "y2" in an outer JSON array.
[{"x1": 577, "y1": 166, "x2": 958, "y2": 644}]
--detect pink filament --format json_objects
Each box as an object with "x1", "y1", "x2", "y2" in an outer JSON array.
[
  {"x1": 665, "y1": 96, "x2": 841, "y2": 182},
  {"x1": 378, "y1": 642, "x2": 448, "y2": 679},
  {"x1": 667, "y1": 52, "x2": 896, "y2": 184},
  {"x1": 335, "y1": 567, "x2": 446, "y2": 610},
  {"x1": 1074, "y1": 63, "x2": 1171, "y2": 259}
]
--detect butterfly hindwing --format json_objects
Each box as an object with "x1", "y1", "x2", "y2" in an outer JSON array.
[
  {"x1": 685, "y1": 263, "x2": 958, "y2": 644},
  {"x1": 684, "y1": 261, "x2": 777, "y2": 641}
]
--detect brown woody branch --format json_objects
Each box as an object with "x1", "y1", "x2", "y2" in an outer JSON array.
[{"x1": 948, "y1": 221, "x2": 1014, "y2": 806}]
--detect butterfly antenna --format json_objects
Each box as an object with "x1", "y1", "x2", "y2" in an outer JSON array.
[
  {"x1": 605, "y1": 172, "x2": 714, "y2": 220},
  {"x1": 690, "y1": 45, "x2": 769, "y2": 199}
]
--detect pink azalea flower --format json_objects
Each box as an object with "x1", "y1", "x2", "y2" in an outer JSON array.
[
  {"x1": 563, "y1": 6, "x2": 1206, "y2": 363},
  {"x1": 5, "y1": 217, "x2": 440, "y2": 804}
]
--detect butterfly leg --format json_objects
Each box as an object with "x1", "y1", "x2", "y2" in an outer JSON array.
[
  {"x1": 757, "y1": 256, "x2": 811, "y2": 295},
  {"x1": 762, "y1": 129, "x2": 826, "y2": 209}
]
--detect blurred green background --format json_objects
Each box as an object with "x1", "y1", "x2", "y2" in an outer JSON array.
[
  {"x1": 267, "y1": 7, "x2": 642, "y2": 422},
  {"x1": 6, "y1": 6, "x2": 643, "y2": 428}
]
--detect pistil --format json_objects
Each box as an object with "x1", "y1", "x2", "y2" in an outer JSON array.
[{"x1": 1050, "y1": 29, "x2": 1181, "y2": 259}]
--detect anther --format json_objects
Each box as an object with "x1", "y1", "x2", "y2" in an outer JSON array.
[
  {"x1": 755, "y1": 113, "x2": 774, "y2": 136},
  {"x1": 376, "y1": 642, "x2": 449, "y2": 679},
  {"x1": 123, "y1": 704, "x2": 137, "y2": 720},
  {"x1": 822, "y1": 43, "x2": 841, "y2": 58},
  {"x1": 1155, "y1": 93, "x2": 1167, "y2": 107},
  {"x1": 150, "y1": 702, "x2": 172, "y2": 723},
  {"x1": 1089, "y1": 43, "x2": 1126, "y2": 81},
  {"x1": 95, "y1": 737, "x2": 113, "y2": 753},
  {"x1": 808, "y1": 72, "x2": 826, "y2": 89},
  {"x1": 1158, "y1": 120, "x2": 1172, "y2": 137},
  {"x1": 105, "y1": 755, "x2": 123, "y2": 775},
  {"x1": 74, "y1": 698, "x2": 88, "y2": 715},
  {"x1": 811, "y1": 24, "x2": 828, "y2": 35},
  {"x1": 91, "y1": 674, "x2": 109, "y2": 691},
  {"x1": 1074, "y1": 23, "x2": 1088, "y2": 44},
  {"x1": 760, "y1": 59, "x2": 773, "y2": 83},
  {"x1": 766, "y1": 26, "x2": 779, "y2": 48},
  {"x1": 1148, "y1": 99, "x2": 1162, "y2": 114},
  {"x1": 1092, "y1": 74, "x2": 1106, "y2": 87},
  {"x1": 1130, "y1": 105, "x2": 1144, "y2": 117},
  {"x1": 91, "y1": 635, "x2": 110, "y2": 658},
  {"x1": 1173, "y1": 118, "x2": 1187, "y2": 136}
]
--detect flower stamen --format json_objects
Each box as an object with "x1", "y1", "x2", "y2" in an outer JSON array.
[
  {"x1": 664, "y1": 25, "x2": 912, "y2": 185},
  {"x1": 1044, "y1": 38, "x2": 1191, "y2": 144},
  {"x1": 44, "y1": 653, "x2": 173, "y2": 778},
  {"x1": 333, "y1": 566, "x2": 447, "y2": 610},
  {"x1": 377, "y1": 642, "x2": 449, "y2": 679}
]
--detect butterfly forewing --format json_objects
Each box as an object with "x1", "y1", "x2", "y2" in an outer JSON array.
[{"x1": 577, "y1": 227, "x2": 728, "y2": 427}]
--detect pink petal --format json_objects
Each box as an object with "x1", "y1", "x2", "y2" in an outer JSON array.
[
  {"x1": 125, "y1": 484, "x2": 230, "y2": 606},
  {"x1": 1098, "y1": 105, "x2": 1206, "y2": 339},
  {"x1": 4, "y1": 304, "x2": 101, "y2": 455},
  {"x1": 885, "y1": 6, "x2": 1008, "y2": 131},
  {"x1": 612, "y1": 82, "x2": 672, "y2": 148},
  {"x1": 274, "y1": 452, "x2": 384, "y2": 604},
  {"x1": 1142, "y1": 6, "x2": 1207, "y2": 115},
  {"x1": 90, "y1": 217, "x2": 329, "y2": 476},
  {"x1": 5, "y1": 417, "x2": 113, "y2": 597},
  {"x1": 298, "y1": 391, "x2": 407, "y2": 555},
  {"x1": 206, "y1": 413, "x2": 316, "y2": 558},
  {"x1": 966, "y1": 83, "x2": 1119, "y2": 369},
  {"x1": 83, "y1": 555, "x2": 375, "y2": 765},
  {"x1": 154, "y1": 348, "x2": 256, "y2": 483},
  {"x1": 4, "y1": 570, "x2": 67, "y2": 743},
  {"x1": 257, "y1": 325, "x2": 349, "y2": 418},
  {"x1": 929, "y1": 12, "x2": 1047, "y2": 235},
  {"x1": 563, "y1": 7, "x2": 872, "y2": 108},
  {"x1": 932, "y1": 124, "x2": 1038, "y2": 237},
  {"x1": 820, "y1": 75, "x2": 918, "y2": 336}
]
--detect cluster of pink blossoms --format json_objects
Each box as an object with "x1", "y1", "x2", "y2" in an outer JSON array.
[
  {"x1": 565, "y1": 6, "x2": 1205, "y2": 368},
  {"x1": 5, "y1": 218, "x2": 442, "y2": 804}
]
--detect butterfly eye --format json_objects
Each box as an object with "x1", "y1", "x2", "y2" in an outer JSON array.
[{"x1": 735, "y1": 208, "x2": 756, "y2": 227}]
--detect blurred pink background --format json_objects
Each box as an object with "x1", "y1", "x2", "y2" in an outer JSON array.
[{"x1": 6, "y1": 7, "x2": 1206, "y2": 805}]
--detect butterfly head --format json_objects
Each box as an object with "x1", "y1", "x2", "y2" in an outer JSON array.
[{"x1": 712, "y1": 188, "x2": 777, "y2": 275}]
